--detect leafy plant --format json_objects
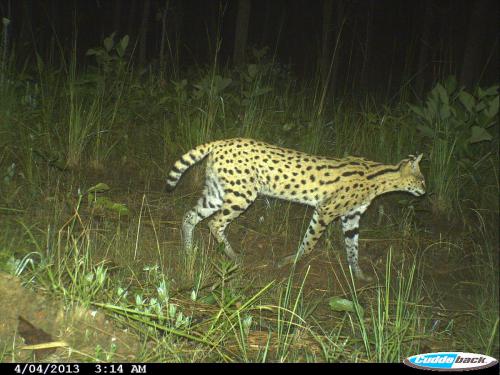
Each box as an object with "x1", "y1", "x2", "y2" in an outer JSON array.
[
  {"x1": 329, "y1": 296, "x2": 364, "y2": 318},
  {"x1": 86, "y1": 183, "x2": 130, "y2": 217},
  {"x1": 199, "y1": 260, "x2": 242, "y2": 307},
  {"x1": 409, "y1": 77, "x2": 499, "y2": 214},
  {"x1": 410, "y1": 76, "x2": 498, "y2": 162},
  {"x1": 86, "y1": 32, "x2": 130, "y2": 75},
  {"x1": 193, "y1": 74, "x2": 232, "y2": 99},
  {"x1": 131, "y1": 278, "x2": 192, "y2": 331}
]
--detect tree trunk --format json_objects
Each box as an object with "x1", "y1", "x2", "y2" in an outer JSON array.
[
  {"x1": 415, "y1": 0, "x2": 433, "y2": 97},
  {"x1": 233, "y1": 0, "x2": 251, "y2": 65},
  {"x1": 206, "y1": 1, "x2": 222, "y2": 60},
  {"x1": 459, "y1": 0, "x2": 490, "y2": 88},
  {"x1": 360, "y1": 0, "x2": 374, "y2": 88},
  {"x1": 159, "y1": 0, "x2": 169, "y2": 72},
  {"x1": 112, "y1": 0, "x2": 122, "y2": 33},
  {"x1": 128, "y1": 0, "x2": 137, "y2": 45},
  {"x1": 1, "y1": 14, "x2": 11, "y2": 86},
  {"x1": 138, "y1": 0, "x2": 151, "y2": 67},
  {"x1": 319, "y1": 0, "x2": 334, "y2": 84},
  {"x1": 20, "y1": 1, "x2": 33, "y2": 49},
  {"x1": 272, "y1": 2, "x2": 286, "y2": 59},
  {"x1": 329, "y1": 0, "x2": 345, "y2": 96},
  {"x1": 261, "y1": 1, "x2": 272, "y2": 47}
]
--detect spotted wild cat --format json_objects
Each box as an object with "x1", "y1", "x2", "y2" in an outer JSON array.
[{"x1": 166, "y1": 138, "x2": 425, "y2": 280}]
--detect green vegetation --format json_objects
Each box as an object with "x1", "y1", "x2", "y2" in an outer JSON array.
[{"x1": 0, "y1": 34, "x2": 498, "y2": 363}]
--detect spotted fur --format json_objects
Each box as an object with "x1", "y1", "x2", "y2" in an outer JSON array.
[{"x1": 166, "y1": 138, "x2": 425, "y2": 280}]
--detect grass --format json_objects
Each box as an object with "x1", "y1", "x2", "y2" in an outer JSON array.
[
  {"x1": 0, "y1": 35, "x2": 498, "y2": 362},
  {"x1": 349, "y1": 247, "x2": 424, "y2": 362}
]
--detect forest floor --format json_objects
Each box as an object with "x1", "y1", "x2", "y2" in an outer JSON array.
[{"x1": 1, "y1": 161, "x2": 496, "y2": 362}]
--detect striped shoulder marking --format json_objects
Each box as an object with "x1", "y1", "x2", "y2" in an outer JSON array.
[{"x1": 366, "y1": 164, "x2": 402, "y2": 180}]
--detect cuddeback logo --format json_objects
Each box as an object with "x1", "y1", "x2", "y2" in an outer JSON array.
[{"x1": 404, "y1": 352, "x2": 498, "y2": 371}]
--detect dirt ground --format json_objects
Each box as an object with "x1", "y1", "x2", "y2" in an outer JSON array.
[{"x1": 0, "y1": 272, "x2": 140, "y2": 362}]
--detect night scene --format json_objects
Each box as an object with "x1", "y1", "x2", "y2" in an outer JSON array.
[{"x1": 0, "y1": 0, "x2": 498, "y2": 366}]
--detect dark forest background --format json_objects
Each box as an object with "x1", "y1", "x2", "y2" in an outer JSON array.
[
  {"x1": 1, "y1": 0, "x2": 498, "y2": 98},
  {"x1": 0, "y1": 1, "x2": 499, "y2": 363}
]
